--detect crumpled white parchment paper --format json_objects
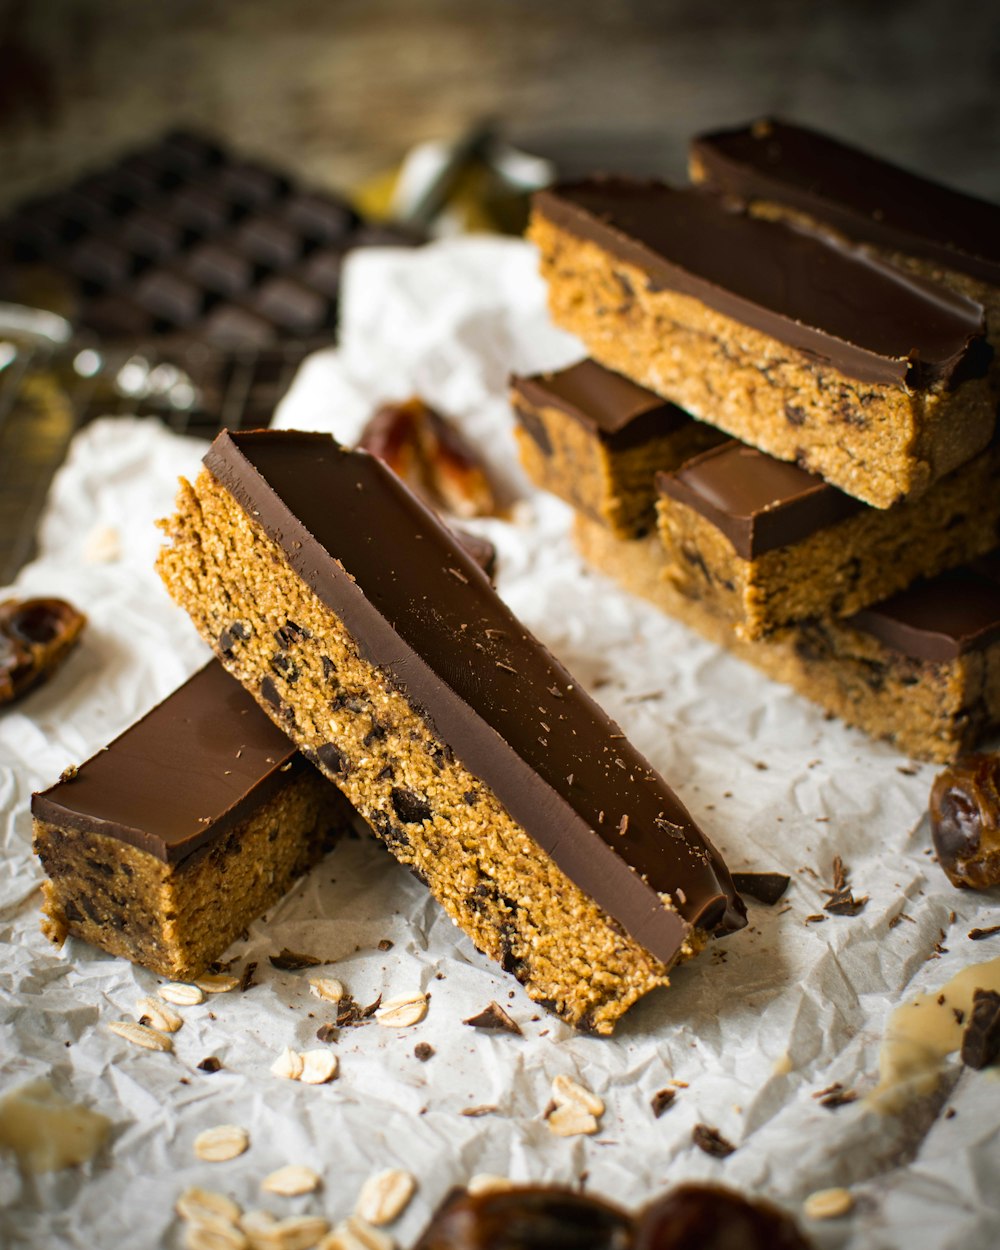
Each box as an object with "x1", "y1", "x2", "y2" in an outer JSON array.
[{"x1": 1, "y1": 236, "x2": 998, "y2": 1250}]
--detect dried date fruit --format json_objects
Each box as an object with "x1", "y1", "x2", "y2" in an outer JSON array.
[
  {"x1": 412, "y1": 1186, "x2": 632, "y2": 1250},
  {"x1": 930, "y1": 752, "x2": 1000, "y2": 889},
  {"x1": 634, "y1": 1184, "x2": 812, "y2": 1250},
  {"x1": 0, "y1": 597, "x2": 86, "y2": 706},
  {"x1": 359, "y1": 398, "x2": 498, "y2": 519}
]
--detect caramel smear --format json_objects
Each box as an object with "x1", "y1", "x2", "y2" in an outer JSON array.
[
  {"x1": 0, "y1": 1079, "x2": 111, "y2": 1172},
  {"x1": 870, "y1": 956, "x2": 1000, "y2": 1112}
]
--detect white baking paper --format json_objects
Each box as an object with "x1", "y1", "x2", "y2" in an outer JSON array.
[{"x1": 1, "y1": 236, "x2": 998, "y2": 1250}]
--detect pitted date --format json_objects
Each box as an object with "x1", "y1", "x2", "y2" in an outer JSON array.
[
  {"x1": 930, "y1": 752, "x2": 1000, "y2": 890},
  {"x1": 0, "y1": 597, "x2": 87, "y2": 706},
  {"x1": 413, "y1": 1187, "x2": 632, "y2": 1250}
]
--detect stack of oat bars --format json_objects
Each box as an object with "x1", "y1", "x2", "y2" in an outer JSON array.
[{"x1": 516, "y1": 119, "x2": 1000, "y2": 763}]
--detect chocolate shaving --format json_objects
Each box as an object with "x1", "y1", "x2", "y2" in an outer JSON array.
[
  {"x1": 377, "y1": 938, "x2": 395, "y2": 951},
  {"x1": 239, "y1": 961, "x2": 258, "y2": 992},
  {"x1": 463, "y1": 1001, "x2": 523, "y2": 1035},
  {"x1": 969, "y1": 925, "x2": 1000, "y2": 941},
  {"x1": 268, "y1": 948, "x2": 323, "y2": 970},
  {"x1": 414, "y1": 1042, "x2": 435, "y2": 1062},
  {"x1": 650, "y1": 1088, "x2": 677, "y2": 1117},
  {"x1": 336, "y1": 992, "x2": 383, "y2": 1027},
  {"x1": 692, "y1": 1123, "x2": 736, "y2": 1158},
  {"x1": 197, "y1": 1057, "x2": 222, "y2": 1073},
  {"x1": 731, "y1": 871, "x2": 791, "y2": 905},
  {"x1": 822, "y1": 857, "x2": 868, "y2": 916},
  {"x1": 960, "y1": 989, "x2": 1000, "y2": 1070}
]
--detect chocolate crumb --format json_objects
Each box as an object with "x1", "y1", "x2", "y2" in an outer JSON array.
[
  {"x1": 239, "y1": 961, "x2": 258, "y2": 992},
  {"x1": 269, "y1": 948, "x2": 322, "y2": 971},
  {"x1": 650, "y1": 1088, "x2": 677, "y2": 1117},
  {"x1": 945, "y1": 1108, "x2": 957, "y2": 1119},
  {"x1": 316, "y1": 1024, "x2": 338, "y2": 1043},
  {"x1": 414, "y1": 1042, "x2": 434, "y2": 1062},
  {"x1": 969, "y1": 925, "x2": 1000, "y2": 941},
  {"x1": 58, "y1": 764, "x2": 79, "y2": 784},
  {"x1": 960, "y1": 989, "x2": 1000, "y2": 1070},
  {"x1": 463, "y1": 1001, "x2": 522, "y2": 1035},
  {"x1": 377, "y1": 939, "x2": 394, "y2": 951},
  {"x1": 197, "y1": 1057, "x2": 222, "y2": 1073},
  {"x1": 731, "y1": 871, "x2": 791, "y2": 905},
  {"x1": 692, "y1": 1123, "x2": 736, "y2": 1158}
]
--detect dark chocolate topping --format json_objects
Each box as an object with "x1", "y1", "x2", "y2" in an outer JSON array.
[
  {"x1": 31, "y1": 662, "x2": 309, "y2": 863},
  {"x1": 203, "y1": 430, "x2": 746, "y2": 960},
  {"x1": 850, "y1": 560, "x2": 1000, "y2": 661},
  {"x1": 511, "y1": 359, "x2": 690, "y2": 449},
  {"x1": 532, "y1": 180, "x2": 987, "y2": 388},
  {"x1": 655, "y1": 441, "x2": 862, "y2": 558},
  {"x1": 692, "y1": 119, "x2": 1000, "y2": 286}
]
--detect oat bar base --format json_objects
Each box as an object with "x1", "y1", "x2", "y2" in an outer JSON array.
[
  {"x1": 529, "y1": 214, "x2": 996, "y2": 509},
  {"x1": 158, "y1": 470, "x2": 695, "y2": 1033},
  {"x1": 575, "y1": 515, "x2": 1000, "y2": 764}
]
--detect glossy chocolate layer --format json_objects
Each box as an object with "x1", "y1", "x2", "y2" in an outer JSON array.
[
  {"x1": 32, "y1": 662, "x2": 311, "y2": 863},
  {"x1": 204, "y1": 430, "x2": 746, "y2": 961},
  {"x1": 851, "y1": 560, "x2": 1000, "y2": 662},
  {"x1": 511, "y1": 359, "x2": 690, "y2": 450},
  {"x1": 692, "y1": 119, "x2": 1000, "y2": 286},
  {"x1": 656, "y1": 441, "x2": 862, "y2": 558},
  {"x1": 532, "y1": 180, "x2": 987, "y2": 388}
]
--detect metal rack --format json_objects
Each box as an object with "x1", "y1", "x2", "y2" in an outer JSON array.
[{"x1": 0, "y1": 306, "x2": 311, "y2": 582}]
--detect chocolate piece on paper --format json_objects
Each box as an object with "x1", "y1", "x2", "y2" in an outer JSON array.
[
  {"x1": 0, "y1": 597, "x2": 86, "y2": 706},
  {"x1": 960, "y1": 989, "x2": 1000, "y2": 1070},
  {"x1": 731, "y1": 872, "x2": 791, "y2": 906},
  {"x1": 930, "y1": 752, "x2": 1000, "y2": 889}
]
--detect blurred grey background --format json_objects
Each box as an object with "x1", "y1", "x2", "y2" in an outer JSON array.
[{"x1": 2, "y1": 0, "x2": 999, "y2": 209}]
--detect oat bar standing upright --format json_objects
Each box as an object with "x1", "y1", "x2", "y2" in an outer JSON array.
[
  {"x1": 528, "y1": 179, "x2": 993, "y2": 509},
  {"x1": 157, "y1": 429, "x2": 746, "y2": 1033}
]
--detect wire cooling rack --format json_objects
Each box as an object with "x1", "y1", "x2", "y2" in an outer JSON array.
[{"x1": 0, "y1": 305, "x2": 312, "y2": 583}]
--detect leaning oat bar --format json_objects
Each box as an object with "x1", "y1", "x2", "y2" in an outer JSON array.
[
  {"x1": 528, "y1": 179, "x2": 993, "y2": 509},
  {"x1": 157, "y1": 430, "x2": 745, "y2": 1033},
  {"x1": 33, "y1": 662, "x2": 352, "y2": 979}
]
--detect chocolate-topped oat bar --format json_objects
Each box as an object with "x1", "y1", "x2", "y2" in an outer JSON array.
[
  {"x1": 528, "y1": 179, "x2": 994, "y2": 509},
  {"x1": 655, "y1": 437, "x2": 1000, "y2": 639},
  {"x1": 33, "y1": 662, "x2": 351, "y2": 979},
  {"x1": 157, "y1": 430, "x2": 745, "y2": 1033},
  {"x1": 511, "y1": 359, "x2": 723, "y2": 537}
]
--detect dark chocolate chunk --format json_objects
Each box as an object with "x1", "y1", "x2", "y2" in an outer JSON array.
[
  {"x1": 202, "y1": 430, "x2": 746, "y2": 963},
  {"x1": 533, "y1": 180, "x2": 987, "y2": 389},
  {"x1": 960, "y1": 989, "x2": 1000, "y2": 1070},
  {"x1": 692, "y1": 118, "x2": 1000, "y2": 286},
  {"x1": 282, "y1": 191, "x2": 357, "y2": 244},
  {"x1": 235, "y1": 215, "x2": 304, "y2": 269},
  {"x1": 413, "y1": 1187, "x2": 632, "y2": 1250},
  {"x1": 391, "y1": 786, "x2": 433, "y2": 825},
  {"x1": 463, "y1": 1001, "x2": 523, "y2": 1035},
  {"x1": 656, "y1": 442, "x2": 862, "y2": 559},
  {"x1": 730, "y1": 871, "x2": 791, "y2": 905},
  {"x1": 634, "y1": 1183, "x2": 811, "y2": 1250},
  {"x1": 511, "y1": 359, "x2": 692, "y2": 451},
  {"x1": 650, "y1": 1088, "x2": 677, "y2": 1117},
  {"x1": 0, "y1": 597, "x2": 87, "y2": 706},
  {"x1": 930, "y1": 752, "x2": 1000, "y2": 889},
  {"x1": 691, "y1": 1123, "x2": 736, "y2": 1158},
  {"x1": 31, "y1": 662, "x2": 317, "y2": 863},
  {"x1": 269, "y1": 948, "x2": 322, "y2": 970},
  {"x1": 197, "y1": 1056, "x2": 223, "y2": 1073},
  {"x1": 185, "y1": 241, "x2": 257, "y2": 297}
]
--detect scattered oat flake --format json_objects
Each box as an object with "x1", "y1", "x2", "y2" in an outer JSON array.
[
  {"x1": 376, "y1": 992, "x2": 427, "y2": 1028},
  {"x1": 83, "y1": 523, "x2": 122, "y2": 564},
  {"x1": 803, "y1": 1187, "x2": 853, "y2": 1221},
  {"x1": 467, "y1": 1174, "x2": 514, "y2": 1196},
  {"x1": 160, "y1": 982, "x2": 206, "y2": 1006},
  {"x1": 552, "y1": 1073, "x2": 604, "y2": 1117},
  {"x1": 136, "y1": 996, "x2": 183, "y2": 1033},
  {"x1": 355, "y1": 1168, "x2": 417, "y2": 1226},
  {"x1": 271, "y1": 1047, "x2": 305, "y2": 1081},
  {"x1": 195, "y1": 973, "x2": 240, "y2": 994},
  {"x1": 263, "y1": 1165, "x2": 322, "y2": 1197},
  {"x1": 299, "y1": 1050, "x2": 339, "y2": 1085},
  {"x1": 692, "y1": 1123, "x2": 735, "y2": 1158},
  {"x1": 176, "y1": 1187, "x2": 242, "y2": 1225},
  {"x1": 182, "y1": 1221, "x2": 247, "y2": 1250},
  {"x1": 193, "y1": 1124, "x2": 249, "y2": 1162},
  {"x1": 320, "y1": 1215, "x2": 395, "y2": 1250},
  {"x1": 546, "y1": 1101, "x2": 598, "y2": 1137},
  {"x1": 108, "y1": 1020, "x2": 173, "y2": 1052},
  {"x1": 462, "y1": 1001, "x2": 522, "y2": 1035},
  {"x1": 310, "y1": 977, "x2": 346, "y2": 1004},
  {"x1": 270, "y1": 949, "x2": 323, "y2": 971},
  {"x1": 257, "y1": 1215, "x2": 331, "y2": 1250}
]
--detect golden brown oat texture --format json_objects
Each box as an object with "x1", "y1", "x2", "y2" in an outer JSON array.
[
  {"x1": 528, "y1": 212, "x2": 996, "y2": 510},
  {"x1": 157, "y1": 469, "x2": 703, "y2": 1034},
  {"x1": 574, "y1": 515, "x2": 1000, "y2": 764}
]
